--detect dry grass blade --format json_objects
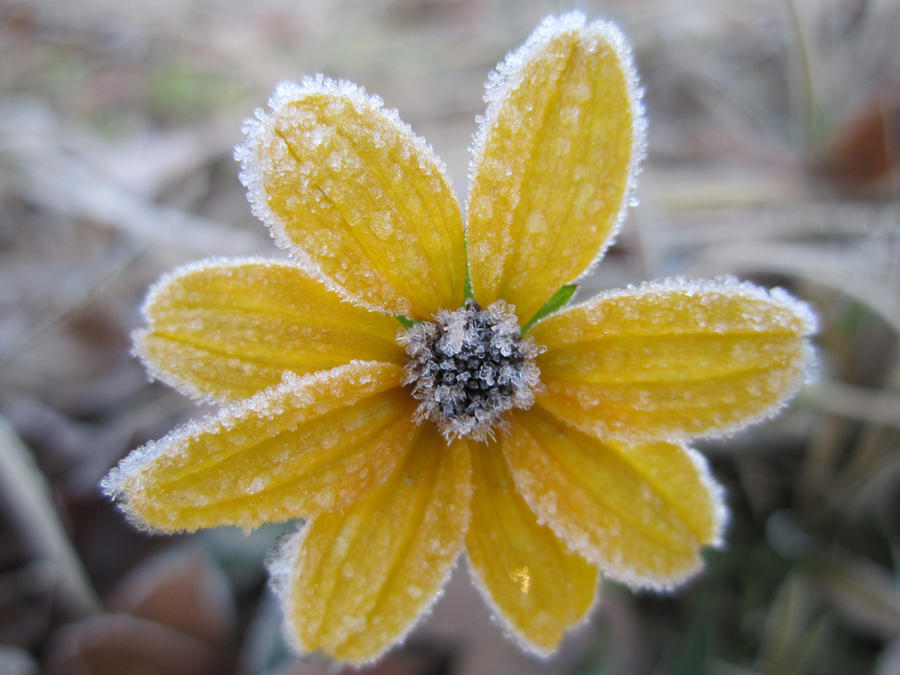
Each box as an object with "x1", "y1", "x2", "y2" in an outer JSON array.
[
  {"x1": 688, "y1": 240, "x2": 900, "y2": 333},
  {"x1": 758, "y1": 573, "x2": 832, "y2": 675},
  {"x1": 807, "y1": 555, "x2": 900, "y2": 641},
  {"x1": 0, "y1": 417, "x2": 100, "y2": 618},
  {"x1": 804, "y1": 380, "x2": 900, "y2": 428}
]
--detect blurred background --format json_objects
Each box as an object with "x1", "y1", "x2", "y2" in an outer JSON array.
[{"x1": 1, "y1": 0, "x2": 898, "y2": 673}]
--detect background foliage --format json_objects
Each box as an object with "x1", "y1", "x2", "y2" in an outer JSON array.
[{"x1": 1, "y1": 1, "x2": 898, "y2": 673}]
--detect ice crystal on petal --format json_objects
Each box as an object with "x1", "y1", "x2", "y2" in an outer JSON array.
[
  {"x1": 235, "y1": 74, "x2": 461, "y2": 317},
  {"x1": 467, "y1": 11, "x2": 647, "y2": 284}
]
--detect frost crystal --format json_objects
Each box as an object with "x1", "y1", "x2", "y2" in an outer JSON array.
[{"x1": 401, "y1": 300, "x2": 542, "y2": 442}]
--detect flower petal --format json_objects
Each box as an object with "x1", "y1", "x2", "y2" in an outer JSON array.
[
  {"x1": 135, "y1": 258, "x2": 405, "y2": 402},
  {"x1": 269, "y1": 431, "x2": 471, "y2": 664},
  {"x1": 102, "y1": 362, "x2": 414, "y2": 532},
  {"x1": 504, "y1": 408, "x2": 726, "y2": 589},
  {"x1": 531, "y1": 278, "x2": 817, "y2": 442},
  {"x1": 237, "y1": 77, "x2": 466, "y2": 318},
  {"x1": 467, "y1": 13, "x2": 644, "y2": 323},
  {"x1": 466, "y1": 443, "x2": 598, "y2": 653}
]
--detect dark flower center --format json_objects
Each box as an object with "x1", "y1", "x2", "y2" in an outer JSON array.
[{"x1": 401, "y1": 299, "x2": 542, "y2": 442}]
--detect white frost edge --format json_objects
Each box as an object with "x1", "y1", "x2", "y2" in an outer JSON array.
[
  {"x1": 465, "y1": 11, "x2": 647, "y2": 274},
  {"x1": 596, "y1": 443, "x2": 729, "y2": 592},
  {"x1": 100, "y1": 360, "x2": 392, "y2": 534},
  {"x1": 234, "y1": 75, "x2": 458, "y2": 317},
  {"x1": 462, "y1": 552, "x2": 602, "y2": 658},
  {"x1": 513, "y1": 438, "x2": 728, "y2": 593},
  {"x1": 132, "y1": 256, "x2": 319, "y2": 406},
  {"x1": 543, "y1": 275, "x2": 818, "y2": 336},
  {"x1": 535, "y1": 275, "x2": 819, "y2": 443},
  {"x1": 265, "y1": 522, "x2": 467, "y2": 665},
  {"x1": 684, "y1": 445, "x2": 730, "y2": 551}
]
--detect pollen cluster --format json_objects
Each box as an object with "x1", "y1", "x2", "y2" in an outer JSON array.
[{"x1": 401, "y1": 299, "x2": 542, "y2": 442}]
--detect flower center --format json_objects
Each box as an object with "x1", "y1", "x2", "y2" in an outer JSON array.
[{"x1": 401, "y1": 298, "x2": 542, "y2": 442}]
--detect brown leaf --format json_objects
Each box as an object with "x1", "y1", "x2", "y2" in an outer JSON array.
[
  {"x1": 820, "y1": 92, "x2": 899, "y2": 193},
  {"x1": 44, "y1": 614, "x2": 214, "y2": 675},
  {"x1": 808, "y1": 554, "x2": 900, "y2": 640},
  {"x1": 107, "y1": 548, "x2": 234, "y2": 645}
]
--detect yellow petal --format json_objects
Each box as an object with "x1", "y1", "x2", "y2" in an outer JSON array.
[
  {"x1": 136, "y1": 258, "x2": 405, "y2": 402},
  {"x1": 531, "y1": 279, "x2": 816, "y2": 442},
  {"x1": 504, "y1": 408, "x2": 725, "y2": 588},
  {"x1": 466, "y1": 443, "x2": 598, "y2": 653},
  {"x1": 271, "y1": 431, "x2": 471, "y2": 664},
  {"x1": 237, "y1": 78, "x2": 466, "y2": 318},
  {"x1": 467, "y1": 13, "x2": 643, "y2": 323},
  {"x1": 102, "y1": 362, "x2": 414, "y2": 532}
]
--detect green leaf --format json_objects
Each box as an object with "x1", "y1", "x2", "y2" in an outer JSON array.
[
  {"x1": 463, "y1": 236, "x2": 474, "y2": 301},
  {"x1": 521, "y1": 284, "x2": 577, "y2": 333},
  {"x1": 395, "y1": 315, "x2": 421, "y2": 329}
]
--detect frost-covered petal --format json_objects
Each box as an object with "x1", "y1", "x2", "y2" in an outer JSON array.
[
  {"x1": 467, "y1": 12, "x2": 644, "y2": 324},
  {"x1": 135, "y1": 258, "x2": 404, "y2": 403},
  {"x1": 269, "y1": 431, "x2": 471, "y2": 664},
  {"x1": 466, "y1": 441, "x2": 598, "y2": 654},
  {"x1": 237, "y1": 77, "x2": 466, "y2": 318},
  {"x1": 102, "y1": 362, "x2": 414, "y2": 532},
  {"x1": 504, "y1": 408, "x2": 726, "y2": 588},
  {"x1": 531, "y1": 278, "x2": 817, "y2": 442}
]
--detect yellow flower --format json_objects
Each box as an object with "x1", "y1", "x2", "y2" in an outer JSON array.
[{"x1": 103, "y1": 13, "x2": 815, "y2": 664}]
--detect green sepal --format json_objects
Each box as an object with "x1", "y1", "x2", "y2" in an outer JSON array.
[
  {"x1": 463, "y1": 236, "x2": 475, "y2": 301},
  {"x1": 395, "y1": 315, "x2": 421, "y2": 329},
  {"x1": 521, "y1": 284, "x2": 577, "y2": 334}
]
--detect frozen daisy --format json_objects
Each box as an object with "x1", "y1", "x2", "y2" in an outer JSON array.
[{"x1": 103, "y1": 12, "x2": 816, "y2": 663}]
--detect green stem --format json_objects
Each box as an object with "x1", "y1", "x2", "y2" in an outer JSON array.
[
  {"x1": 463, "y1": 235, "x2": 474, "y2": 301},
  {"x1": 521, "y1": 284, "x2": 577, "y2": 333}
]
